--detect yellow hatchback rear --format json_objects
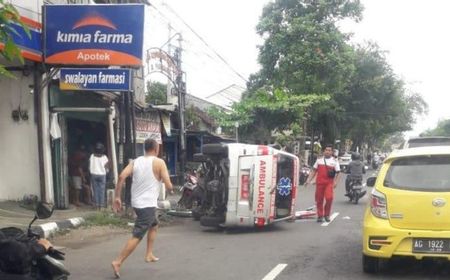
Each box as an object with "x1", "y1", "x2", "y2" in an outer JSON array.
[{"x1": 362, "y1": 146, "x2": 450, "y2": 273}]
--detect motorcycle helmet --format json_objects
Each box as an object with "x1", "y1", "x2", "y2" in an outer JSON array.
[{"x1": 351, "y1": 152, "x2": 361, "y2": 161}]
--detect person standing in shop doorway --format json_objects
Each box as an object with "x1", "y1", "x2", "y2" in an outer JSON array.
[
  {"x1": 89, "y1": 143, "x2": 109, "y2": 211},
  {"x1": 69, "y1": 145, "x2": 87, "y2": 207}
]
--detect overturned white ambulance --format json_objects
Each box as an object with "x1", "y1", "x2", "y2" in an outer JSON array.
[{"x1": 192, "y1": 143, "x2": 299, "y2": 228}]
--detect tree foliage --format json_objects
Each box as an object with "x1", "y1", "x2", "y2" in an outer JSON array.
[
  {"x1": 421, "y1": 119, "x2": 450, "y2": 137},
  {"x1": 145, "y1": 81, "x2": 167, "y2": 105},
  {"x1": 340, "y1": 43, "x2": 427, "y2": 148},
  {"x1": 0, "y1": 0, "x2": 29, "y2": 77},
  {"x1": 209, "y1": 88, "x2": 329, "y2": 142},
  {"x1": 230, "y1": 0, "x2": 428, "y2": 147}
]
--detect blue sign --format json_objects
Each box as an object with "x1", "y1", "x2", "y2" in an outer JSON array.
[
  {"x1": 277, "y1": 177, "x2": 292, "y2": 196},
  {"x1": 2, "y1": 17, "x2": 42, "y2": 62},
  {"x1": 44, "y1": 5, "x2": 144, "y2": 67},
  {"x1": 60, "y1": 68, "x2": 131, "y2": 91}
]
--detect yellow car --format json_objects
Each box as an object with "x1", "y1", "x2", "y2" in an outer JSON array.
[{"x1": 363, "y1": 146, "x2": 450, "y2": 273}]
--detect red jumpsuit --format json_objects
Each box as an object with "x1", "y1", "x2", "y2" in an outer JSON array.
[{"x1": 313, "y1": 157, "x2": 340, "y2": 218}]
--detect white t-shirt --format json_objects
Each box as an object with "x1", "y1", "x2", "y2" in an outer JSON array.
[
  {"x1": 131, "y1": 156, "x2": 162, "y2": 208},
  {"x1": 89, "y1": 154, "x2": 108, "y2": 175}
]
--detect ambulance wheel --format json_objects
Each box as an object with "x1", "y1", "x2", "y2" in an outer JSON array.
[
  {"x1": 362, "y1": 254, "x2": 380, "y2": 274},
  {"x1": 193, "y1": 153, "x2": 208, "y2": 162},
  {"x1": 200, "y1": 215, "x2": 225, "y2": 227},
  {"x1": 202, "y1": 144, "x2": 227, "y2": 155},
  {"x1": 192, "y1": 208, "x2": 203, "y2": 221}
]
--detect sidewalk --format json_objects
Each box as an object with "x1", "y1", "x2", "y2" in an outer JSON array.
[{"x1": 0, "y1": 201, "x2": 96, "y2": 237}]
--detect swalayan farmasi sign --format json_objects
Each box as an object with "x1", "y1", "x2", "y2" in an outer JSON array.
[
  {"x1": 44, "y1": 4, "x2": 144, "y2": 67},
  {"x1": 60, "y1": 68, "x2": 131, "y2": 91}
]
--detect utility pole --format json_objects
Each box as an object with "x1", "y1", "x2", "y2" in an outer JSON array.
[
  {"x1": 173, "y1": 34, "x2": 187, "y2": 183},
  {"x1": 166, "y1": 23, "x2": 172, "y2": 104}
]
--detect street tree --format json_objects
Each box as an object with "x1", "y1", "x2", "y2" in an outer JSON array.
[
  {"x1": 340, "y1": 43, "x2": 427, "y2": 149},
  {"x1": 0, "y1": 0, "x2": 29, "y2": 77},
  {"x1": 421, "y1": 119, "x2": 450, "y2": 137},
  {"x1": 248, "y1": 0, "x2": 363, "y2": 143},
  {"x1": 209, "y1": 88, "x2": 329, "y2": 143},
  {"x1": 145, "y1": 81, "x2": 167, "y2": 105}
]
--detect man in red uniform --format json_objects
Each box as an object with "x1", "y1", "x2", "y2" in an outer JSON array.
[{"x1": 306, "y1": 144, "x2": 341, "y2": 223}]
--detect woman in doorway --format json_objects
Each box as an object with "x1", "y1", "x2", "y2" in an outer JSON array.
[{"x1": 89, "y1": 143, "x2": 109, "y2": 211}]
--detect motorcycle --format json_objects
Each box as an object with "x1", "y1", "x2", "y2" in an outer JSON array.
[
  {"x1": 177, "y1": 170, "x2": 201, "y2": 210},
  {"x1": 347, "y1": 177, "x2": 367, "y2": 204},
  {"x1": 0, "y1": 202, "x2": 70, "y2": 280},
  {"x1": 299, "y1": 165, "x2": 311, "y2": 185}
]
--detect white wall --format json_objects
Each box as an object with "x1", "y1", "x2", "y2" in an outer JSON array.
[{"x1": 0, "y1": 73, "x2": 41, "y2": 200}]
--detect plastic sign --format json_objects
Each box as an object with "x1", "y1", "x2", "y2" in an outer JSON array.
[
  {"x1": 1, "y1": 17, "x2": 42, "y2": 62},
  {"x1": 60, "y1": 68, "x2": 131, "y2": 91},
  {"x1": 44, "y1": 4, "x2": 144, "y2": 66}
]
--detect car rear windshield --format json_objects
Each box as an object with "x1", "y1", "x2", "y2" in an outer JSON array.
[
  {"x1": 384, "y1": 155, "x2": 450, "y2": 192},
  {"x1": 407, "y1": 138, "x2": 450, "y2": 148}
]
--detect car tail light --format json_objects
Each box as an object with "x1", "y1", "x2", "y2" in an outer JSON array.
[
  {"x1": 370, "y1": 189, "x2": 388, "y2": 219},
  {"x1": 240, "y1": 174, "x2": 250, "y2": 200}
]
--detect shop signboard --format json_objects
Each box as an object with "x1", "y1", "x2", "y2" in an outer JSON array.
[
  {"x1": 136, "y1": 114, "x2": 162, "y2": 144},
  {"x1": 44, "y1": 4, "x2": 144, "y2": 66},
  {"x1": 60, "y1": 68, "x2": 131, "y2": 91},
  {"x1": 1, "y1": 17, "x2": 42, "y2": 62}
]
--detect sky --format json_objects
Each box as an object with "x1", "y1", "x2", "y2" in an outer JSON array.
[{"x1": 145, "y1": 0, "x2": 450, "y2": 136}]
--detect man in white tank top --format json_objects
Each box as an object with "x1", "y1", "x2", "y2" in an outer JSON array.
[{"x1": 111, "y1": 139, "x2": 173, "y2": 278}]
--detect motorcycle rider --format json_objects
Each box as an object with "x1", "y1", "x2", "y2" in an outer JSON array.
[
  {"x1": 345, "y1": 152, "x2": 366, "y2": 197},
  {"x1": 0, "y1": 230, "x2": 52, "y2": 279}
]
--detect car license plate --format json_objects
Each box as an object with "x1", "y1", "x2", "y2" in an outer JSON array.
[{"x1": 412, "y1": 238, "x2": 450, "y2": 254}]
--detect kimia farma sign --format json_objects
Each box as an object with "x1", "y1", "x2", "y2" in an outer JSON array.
[{"x1": 44, "y1": 5, "x2": 144, "y2": 67}]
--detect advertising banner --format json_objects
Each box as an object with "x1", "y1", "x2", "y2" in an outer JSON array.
[
  {"x1": 60, "y1": 68, "x2": 131, "y2": 91},
  {"x1": 136, "y1": 114, "x2": 162, "y2": 144},
  {"x1": 44, "y1": 4, "x2": 144, "y2": 66}
]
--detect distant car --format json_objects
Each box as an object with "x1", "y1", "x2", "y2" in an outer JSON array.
[
  {"x1": 363, "y1": 146, "x2": 450, "y2": 273},
  {"x1": 338, "y1": 153, "x2": 352, "y2": 172},
  {"x1": 401, "y1": 136, "x2": 450, "y2": 149}
]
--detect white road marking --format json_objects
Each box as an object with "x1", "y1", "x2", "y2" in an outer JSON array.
[
  {"x1": 321, "y1": 212, "x2": 339, "y2": 227},
  {"x1": 262, "y1": 264, "x2": 288, "y2": 280}
]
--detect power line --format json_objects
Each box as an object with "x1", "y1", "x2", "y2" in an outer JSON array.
[{"x1": 159, "y1": 2, "x2": 249, "y2": 83}]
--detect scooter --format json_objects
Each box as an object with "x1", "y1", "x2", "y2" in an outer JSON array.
[
  {"x1": 177, "y1": 170, "x2": 200, "y2": 210},
  {"x1": 0, "y1": 202, "x2": 70, "y2": 280},
  {"x1": 347, "y1": 177, "x2": 366, "y2": 204}
]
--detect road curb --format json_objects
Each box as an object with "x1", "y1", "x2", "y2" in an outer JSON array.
[{"x1": 34, "y1": 217, "x2": 86, "y2": 239}]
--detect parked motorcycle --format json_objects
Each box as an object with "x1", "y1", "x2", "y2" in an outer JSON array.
[
  {"x1": 347, "y1": 177, "x2": 367, "y2": 204},
  {"x1": 177, "y1": 169, "x2": 203, "y2": 210},
  {"x1": 0, "y1": 202, "x2": 70, "y2": 280}
]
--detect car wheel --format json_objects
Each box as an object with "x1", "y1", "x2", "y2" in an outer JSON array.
[
  {"x1": 200, "y1": 215, "x2": 225, "y2": 227},
  {"x1": 362, "y1": 254, "x2": 380, "y2": 274}
]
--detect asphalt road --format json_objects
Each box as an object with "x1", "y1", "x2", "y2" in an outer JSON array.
[{"x1": 62, "y1": 170, "x2": 450, "y2": 280}]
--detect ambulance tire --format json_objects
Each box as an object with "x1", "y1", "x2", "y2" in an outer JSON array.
[
  {"x1": 192, "y1": 208, "x2": 203, "y2": 221},
  {"x1": 193, "y1": 153, "x2": 208, "y2": 162},
  {"x1": 200, "y1": 215, "x2": 225, "y2": 227},
  {"x1": 202, "y1": 144, "x2": 227, "y2": 155}
]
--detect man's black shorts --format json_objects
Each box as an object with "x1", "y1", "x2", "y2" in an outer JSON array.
[{"x1": 132, "y1": 207, "x2": 159, "y2": 239}]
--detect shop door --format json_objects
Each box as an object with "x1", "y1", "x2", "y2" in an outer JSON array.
[{"x1": 52, "y1": 115, "x2": 69, "y2": 209}]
